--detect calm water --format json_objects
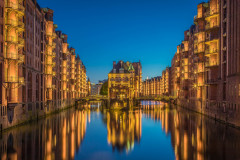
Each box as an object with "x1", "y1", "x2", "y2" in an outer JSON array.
[{"x1": 1, "y1": 101, "x2": 240, "y2": 160}]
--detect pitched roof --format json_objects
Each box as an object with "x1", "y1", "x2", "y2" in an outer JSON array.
[{"x1": 110, "y1": 60, "x2": 140, "y2": 74}]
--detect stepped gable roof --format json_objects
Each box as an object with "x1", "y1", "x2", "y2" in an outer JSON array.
[{"x1": 110, "y1": 61, "x2": 134, "y2": 74}]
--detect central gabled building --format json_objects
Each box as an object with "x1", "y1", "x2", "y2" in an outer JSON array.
[{"x1": 108, "y1": 60, "x2": 142, "y2": 100}]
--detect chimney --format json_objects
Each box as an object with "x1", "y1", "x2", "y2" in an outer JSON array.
[{"x1": 113, "y1": 61, "x2": 116, "y2": 68}]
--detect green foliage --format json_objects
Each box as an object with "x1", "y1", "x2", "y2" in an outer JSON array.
[{"x1": 100, "y1": 81, "x2": 108, "y2": 95}]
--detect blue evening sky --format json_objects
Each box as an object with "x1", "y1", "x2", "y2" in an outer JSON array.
[{"x1": 38, "y1": 0, "x2": 207, "y2": 83}]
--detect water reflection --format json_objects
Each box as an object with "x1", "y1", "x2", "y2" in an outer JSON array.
[
  {"x1": 141, "y1": 101, "x2": 240, "y2": 160},
  {"x1": 102, "y1": 109, "x2": 142, "y2": 153},
  {"x1": 1, "y1": 101, "x2": 240, "y2": 160},
  {"x1": 0, "y1": 108, "x2": 87, "y2": 160}
]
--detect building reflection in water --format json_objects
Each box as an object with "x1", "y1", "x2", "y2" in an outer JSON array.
[
  {"x1": 141, "y1": 101, "x2": 240, "y2": 160},
  {"x1": 1, "y1": 101, "x2": 240, "y2": 159},
  {"x1": 102, "y1": 108, "x2": 142, "y2": 153},
  {"x1": 0, "y1": 108, "x2": 88, "y2": 160}
]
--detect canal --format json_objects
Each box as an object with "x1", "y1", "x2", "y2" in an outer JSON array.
[{"x1": 0, "y1": 101, "x2": 240, "y2": 160}]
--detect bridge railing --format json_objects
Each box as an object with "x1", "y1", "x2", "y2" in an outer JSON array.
[{"x1": 84, "y1": 95, "x2": 108, "y2": 100}]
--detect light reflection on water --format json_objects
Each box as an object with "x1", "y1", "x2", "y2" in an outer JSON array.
[{"x1": 0, "y1": 101, "x2": 240, "y2": 160}]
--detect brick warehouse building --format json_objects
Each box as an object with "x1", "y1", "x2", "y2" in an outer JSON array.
[
  {"x1": 169, "y1": 0, "x2": 240, "y2": 126},
  {"x1": 0, "y1": 0, "x2": 89, "y2": 130},
  {"x1": 142, "y1": 0, "x2": 240, "y2": 127}
]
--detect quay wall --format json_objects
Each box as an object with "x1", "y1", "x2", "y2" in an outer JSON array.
[
  {"x1": 0, "y1": 100, "x2": 76, "y2": 132},
  {"x1": 177, "y1": 99, "x2": 240, "y2": 128}
]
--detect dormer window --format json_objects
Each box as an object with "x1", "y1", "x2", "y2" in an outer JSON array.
[{"x1": 119, "y1": 68, "x2": 124, "y2": 73}]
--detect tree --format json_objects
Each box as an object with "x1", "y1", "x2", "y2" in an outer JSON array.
[{"x1": 100, "y1": 81, "x2": 108, "y2": 95}]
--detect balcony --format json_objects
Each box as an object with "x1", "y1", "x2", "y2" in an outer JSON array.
[
  {"x1": 18, "y1": 54, "x2": 25, "y2": 63},
  {"x1": 46, "y1": 51, "x2": 53, "y2": 56},
  {"x1": 71, "y1": 61, "x2": 76, "y2": 65},
  {"x1": 52, "y1": 42, "x2": 56, "y2": 48},
  {"x1": 6, "y1": 36, "x2": 17, "y2": 44},
  {"x1": 46, "y1": 42, "x2": 56, "y2": 48},
  {"x1": 5, "y1": 2, "x2": 18, "y2": 9},
  {"x1": 46, "y1": 84, "x2": 52, "y2": 89},
  {"x1": 205, "y1": 35, "x2": 219, "y2": 44},
  {"x1": 205, "y1": 62, "x2": 218, "y2": 68},
  {"x1": 17, "y1": 3, "x2": 25, "y2": 15},
  {"x1": 45, "y1": 70, "x2": 53, "y2": 75},
  {"x1": 52, "y1": 52, "x2": 56, "y2": 57},
  {"x1": 19, "y1": 77, "x2": 25, "y2": 84},
  {"x1": 205, "y1": 49, "x2": 219, "y2": 57},
  {"x1": 62, "y1": 75, "x2": 67, "y2": 81},
  {"x1": 52, "y1": 32, "x2": 57, "y2": 38},
  {"x1": 195, "y1": 68, "x2": 204, "y2": 74},
  {"x1": 46, "y1": 32, "x2": 53, "y2": 37},
  {"x1": 46, "y1": 60, "x2": 53, "y2": 65},
  {"x1": 205, "y1": 23, "x2": 219, "y2": 32},
  {"x1": 205, "y1": 10, "x2": 219, "y2": 19},
  {"x1": 4, "y1": 52, "x2": 25, "y2": 63},
  {"x1": 194, "y1": 15, "x2": 204, "y2": 22},
  {"x1": 5, "y1": 19, "x2": 18, "y2": 27},
  {"x1": 194, "y1": 39, "x2": 205, "y2": 45},
  {"x1": 194, "y1": 49, "x2": 205, "y2": 54},
  {"x1": 18, "y1": 20, "x2": 24, "y2": 29},
  {"x1": 5, "y1": 2, "x2": 24, "y2": 13},
  {"x1": 197, "y1": 82, "x2": 204, "y2": 87},
  {"x1": 18, "y1": 37, "x2": 24, "y2": 47},
  {"x1": 182, "y1": 60, "x2": 188, "y2": 66},
  {"x1": 6, "y1": 53, "x2": 18, "y2": 60},
  {"x1": 5, "y1": 76, "x2": 24, "y2": 84},
  {"x1": 5, "y1": 19, "x2": 25, "y2": 31}
]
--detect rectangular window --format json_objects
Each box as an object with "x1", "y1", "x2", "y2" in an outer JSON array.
[
  {"x1": 1, "y1": 7, "x2": 3, "y2": 17},
  {"x1": 239, "y1": 84, "x2": 240, "y2": 96},
  {"x1": 0, "y1": 25, "x2": 3, "y2": 35},
  {"x1": 1, "y1": 42, "x2": 3, "y2": 53},
  {"x1": 0, "y1": 63, "x2": 2, "y2": 105}
]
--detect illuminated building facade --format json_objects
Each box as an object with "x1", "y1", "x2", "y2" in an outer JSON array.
[
  {"x1": 169, "y1": 0, "x2": 240, "y2": 126},
  {"x1": 0, "y1": 0, "x2": 89, "y2": 130},
  {"x1": 142, "y1": 67, "x2": 171, "y2": 97},
  {"x1": 142, "y1": 76, "x2": 160, "y2": 96},
  {"x1": 87, "y1": 78, "x2": 91, "y2": 96},
  {"x1": 108, "y1": 60, "x2": 142, "y2": 100}
]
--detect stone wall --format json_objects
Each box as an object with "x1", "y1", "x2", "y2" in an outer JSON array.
[{"x1": 0, "y1": 99, "x2": 75, "y2": 131}]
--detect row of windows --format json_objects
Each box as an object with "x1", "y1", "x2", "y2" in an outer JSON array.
[
  {"x1": 26, "y1": 4, "x2": 41, "y2": 24},
  {"x1": 0, "y1": 42, "x2": 3, "y2": 53},
  {"x1": 0, "y1": 6, "x2": 3, "y2": 18},
  {"x1": 110, "y1": 77, "x2": 132, "y2": 82},
  {"x1": 0, "y1": 24, "x2": 3, "y2": 35}
]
